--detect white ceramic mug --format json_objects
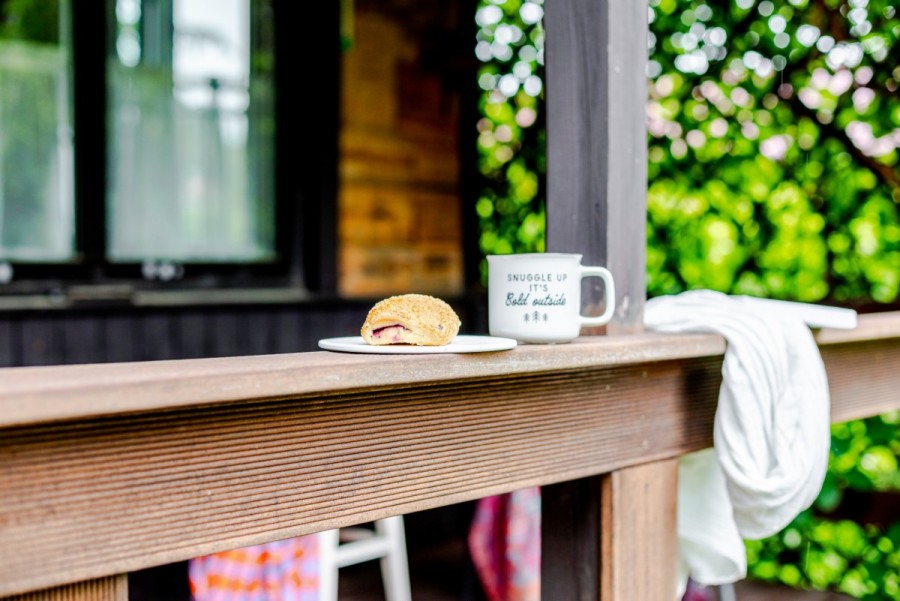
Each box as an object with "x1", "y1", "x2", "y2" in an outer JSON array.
[{"x1": 488, "y1": 253, "x2": 615, "y2": 343}]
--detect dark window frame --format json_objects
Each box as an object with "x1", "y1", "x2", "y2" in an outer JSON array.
[{"x1": 0, "y1": 0, "x2": 339, "y2": 299}]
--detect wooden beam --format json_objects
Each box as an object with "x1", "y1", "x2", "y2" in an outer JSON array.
[
  {"x1": 541, "y1": 478, "x2": 603, "y2": 601},
  {"x1": 822, "y1": 338, "x2": 900, "y2": 424},
  {"x1": 601, "y1": 460, "x2": 679, "y2": 600},
  {"x1": 0, "y1": 314, "x2": 898, "y2": 596},
  {"x1": 2, "y1": 577, "x2": 127, "y2": 601},
  {"x1": 0, "y1": 355, "x2": 722, "y2": 597},
  {"x1": 0, "y1": 332, "x2": 726, "y2": 428},
  {"x1": 545, "y1": 0, "x2": 648, "y2": 334},
  {"x1": 2, "y1": 312, "x2": 897, "y2": 429},
  {"x1": 544, "y1": 0, "x2": 648, "y2": 595}
]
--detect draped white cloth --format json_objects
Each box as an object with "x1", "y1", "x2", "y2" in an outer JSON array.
[{"x1": 644, "y1": 290, "x2": 837, "y2": 592}]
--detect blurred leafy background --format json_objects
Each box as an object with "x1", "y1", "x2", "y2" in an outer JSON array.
[{"x1": 475, "y1": 0, "x2": 900, "y2": 597}]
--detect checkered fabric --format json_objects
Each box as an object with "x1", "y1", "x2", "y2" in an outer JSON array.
[{"x1": 189, "y1": 536, "x2": 320, "y2": 601}]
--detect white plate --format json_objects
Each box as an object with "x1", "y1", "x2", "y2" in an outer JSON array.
[{"x1": 318, "y1": 335, "x2": 518, "y2": 354}]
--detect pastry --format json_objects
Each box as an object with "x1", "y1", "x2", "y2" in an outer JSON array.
[{"x1": 361, "y1": 294, "x2": 461, "y2": 346}]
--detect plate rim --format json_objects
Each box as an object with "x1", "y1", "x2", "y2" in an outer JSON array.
[{"x1": 318, "y1": 334, "x2": 517, "y2": 354}]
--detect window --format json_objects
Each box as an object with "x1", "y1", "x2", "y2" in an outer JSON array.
[
  {"x1": 107, "y1": 0, "x2": 275, "y2": 263},
  {"x1": 0, "y1": 0, "x2": 334, "y2": 292},
  {"x1": 0, "y1": 0, "x2": 75, "y2": 262}
]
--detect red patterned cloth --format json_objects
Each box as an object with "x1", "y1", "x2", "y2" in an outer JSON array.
[
  {"x1": 468, "y1": 487, "x2": 541, "y2": 601},
  {"x1": 468, "y1": 488, "x2": 711, "y2": 601},
  {"x1": 189, "y1": 536, "x2": 319, "y2": 601}
]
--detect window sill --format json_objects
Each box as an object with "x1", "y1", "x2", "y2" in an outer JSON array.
[{"x1": 0, "y1": 285, "x2": 321, "y2": 311}]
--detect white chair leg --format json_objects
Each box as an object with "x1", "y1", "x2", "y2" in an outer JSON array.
[
  {"x1": 376, "y1": 516, "x2": 412, "y2": 601},
  {"x1": 318, "y1": 529, "x2": 340, "y2": 601},
  {"x1": 719, "y1": 583, "x2": 737, "y2": 601},
  {"x1": 318, "y1": 517, "x2": 411, "y2": 601}
]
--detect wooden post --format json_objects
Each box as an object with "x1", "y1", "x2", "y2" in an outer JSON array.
[
  {"x1": 543, "y1": 0, "x2": 656, "y2": 598},
  {"x1": 545, "y1": 0, "x2": 648, "y2": 335},
  {"x1": 601, "y1": 460, "x2": 679, "y2": 600},
  {"x1": 541, "y1": 478, "x2": 603, "y2": 601},
  {"x1": 2, "y1": 577, "x2": 127, "y2": 601}
]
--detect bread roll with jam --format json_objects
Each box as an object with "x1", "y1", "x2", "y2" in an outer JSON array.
[{"x1": 361, "y1": 294, "x2": 461, "y2": 346}]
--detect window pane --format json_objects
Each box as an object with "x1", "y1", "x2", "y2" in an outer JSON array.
[
  {"x1": 0, "y1": 0, "x2": 75, "y2": 261},
  {"x1": 107, "y1": 0, "x2": 275, "y2": 263}
]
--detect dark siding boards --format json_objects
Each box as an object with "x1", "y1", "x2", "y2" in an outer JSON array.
[
  {"x1": 0, "y1": 306, "x2": 357, "y2": 366},
  {"x1": 0, "y1": 299, "x2": 485, "y2": 367}
]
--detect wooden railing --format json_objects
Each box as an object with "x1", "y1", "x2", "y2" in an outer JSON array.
[{"x1": 2, "y1": 311, "x2": 899, "y2": 600}]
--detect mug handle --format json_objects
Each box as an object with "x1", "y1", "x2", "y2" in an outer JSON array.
[{"x1": 578, "y1": 266, "x2": 616, "y2": 327}]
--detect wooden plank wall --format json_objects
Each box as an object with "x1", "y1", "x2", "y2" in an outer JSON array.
[
  {"x1": 337, "y1": 6, "x2": 466, "y2": 298},
  {"x1": 0, "y1": 299, "x2": 486, "y2": 367}
]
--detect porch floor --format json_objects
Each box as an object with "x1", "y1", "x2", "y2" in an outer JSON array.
[
  {"x1": 341, "y1": 543, "x2": 853, "y2": 601},
  {"x1": 129, "y1": 540, "x2": 851, "y2": 601},
  {"x1": 339, "y1": 560, "x2": 851, "y2": 601}
]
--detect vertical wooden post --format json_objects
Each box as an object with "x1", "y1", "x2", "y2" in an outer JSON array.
[
  {"x1": 545, "y1": 0, "x2": 648, "y2": 335},
  {"x1": 543, "y1": 0, "x2": 659, "y2": 598},
  {"x1": 601, "y1": 460, "x2": 679, "y2": 600},
  {"x1": 541, "y1": 478, "x2": 603, "y2": 601},
  {"x1": 3, "y1": 576, "x2": 128, "y2": 601}
]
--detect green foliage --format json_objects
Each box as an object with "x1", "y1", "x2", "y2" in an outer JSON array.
[
  {"x1": 746, "y1": 413, "x2": 900, "y2": 599},
  {"x1": 745, "y1": 514, "x2": 899, "y2": 599},
  {"x1": 476, "y1": 1, "x2": 900, "y2": 598},
  {"x1": 0, "y1": 0, "x2": 59, "y2": 44},
  {"x1": 475, "y1": 0, "x2": 545, "y2": 281},
  {"x1": 830, "y1": 413, "x2": 900, "y2": 493},
  {"x1": 647, "y1": 0, "x2": 900, "y2": 306},
  {"x1": 477, "y1": 0, "x2": 900, "y2": 306},
  {"x1": 647, "y1": 2, "x2": 900, "y2": 597}
]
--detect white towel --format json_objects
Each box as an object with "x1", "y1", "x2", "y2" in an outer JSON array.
[{"x1": 643, "y1": 290, "x2": 838, "y2": 593}]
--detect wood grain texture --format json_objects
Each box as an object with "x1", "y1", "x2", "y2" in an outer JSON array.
[
  {"x1": 545, "y1": 0, "x2": 648, "y2": 333},
  {"x1": 0, "y1": 332, "x2": 726, "y2": 428},
  {"x1": 3, "y1": 577, "x2": 126, "y2": 601},
  {"x1": 601, "y1": 459, "x2": 679, "y2": 601},
  {"x1": 823, "y1": 338, "x2": 900, "y2": 424},
  {"x1": 814, "y1": 310, "x2": 900, "y2": 344},
  {"x1": 0, "y1": 313, "x2": 898, "y2": 596},
  {"x1": 0, "y1": 356, "x2": 722, "y2": 597},
  {"x1": 3, "y1": 309, "x2": 897, "y2": 429}
]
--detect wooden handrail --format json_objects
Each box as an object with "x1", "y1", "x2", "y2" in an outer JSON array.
[
  {"x1": 1, "y1": 312, "x2": 899, "y2": 598},
  {"x1": 0, "y1": 332, "x2": 726, "y2": 428},
  {"x1": 4, "y1": 309, "x2": 899, "y2": 429}
]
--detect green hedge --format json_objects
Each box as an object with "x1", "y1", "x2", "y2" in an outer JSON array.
[{"x1": 476, "y1": 0, "x2": 900, "y2": 597}]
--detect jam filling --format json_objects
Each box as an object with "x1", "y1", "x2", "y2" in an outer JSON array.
[{"x1": 371, "y1": 324, "x2": 411, "y2": 343}]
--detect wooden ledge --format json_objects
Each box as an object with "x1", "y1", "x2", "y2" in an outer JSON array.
[
  {"x1": 0, "y1": 331, "x2": 725, "y2": 428},
  {"x1": 1, "y1": 310, "x2": 898, "y2": 428},
  {"x1": 0, "y1": 312, "x2": 898, "y2": 596},
  {"x1": 814, "y1": 309, "x2": 900, "y2": 344}
]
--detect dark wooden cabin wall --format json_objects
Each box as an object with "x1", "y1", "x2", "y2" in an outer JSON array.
[{"x1": 0, "y1": 301, "x2": 486, "y2": 367}]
